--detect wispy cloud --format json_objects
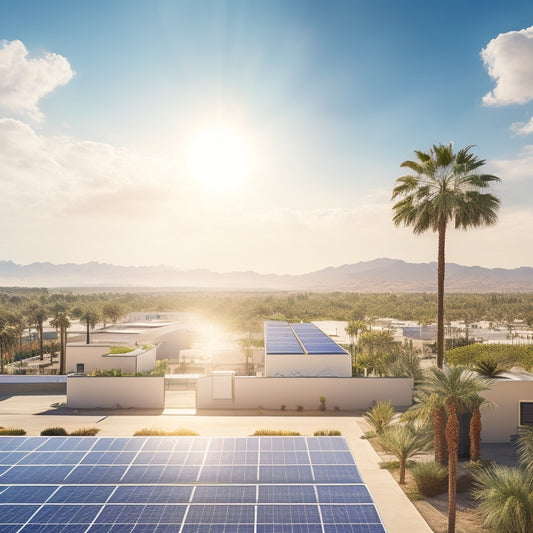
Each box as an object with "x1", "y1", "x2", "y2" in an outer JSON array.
[{"x1": 0, "y1": 40, "x2": 73, "y2": 121}]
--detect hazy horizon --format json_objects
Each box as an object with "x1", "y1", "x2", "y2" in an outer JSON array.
[{"x1": 2, "y1": 1, "x2": 533, "y2": 274}]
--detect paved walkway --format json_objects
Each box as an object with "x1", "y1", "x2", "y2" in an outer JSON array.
[{"x1": 0, "y1": 394, "x2": 432, "y2": 533}]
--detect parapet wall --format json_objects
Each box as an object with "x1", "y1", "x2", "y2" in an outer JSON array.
[{"x1": 197, "y1": 376, "x2": 414, "y2": 411}]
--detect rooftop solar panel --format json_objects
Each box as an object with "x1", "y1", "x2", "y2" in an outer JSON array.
[{"x1": 0, "y1": 436, "x2": 385, "y2": 532}]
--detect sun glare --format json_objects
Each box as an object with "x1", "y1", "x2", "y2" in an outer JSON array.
[{"x1": 187, "y1": 125, "x2": 250, "y2": 190}]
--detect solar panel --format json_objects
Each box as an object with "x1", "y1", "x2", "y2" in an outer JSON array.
[{"x1": 0, "y1": 436, "x2": 385, "y2": 532}]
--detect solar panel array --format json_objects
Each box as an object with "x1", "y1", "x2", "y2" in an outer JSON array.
[
  {"x1": 291, "y1": 323, "x2": 347, "y2": 355},
  {"x1": 264, "y1": 321, "x2": 305, "y2": 355},
  {"x1": 0, "y1": 436, "x2": 386, "y2": 532},
  {"x1": 265, "y1": 321, "x2": 348, "y2": 356}
]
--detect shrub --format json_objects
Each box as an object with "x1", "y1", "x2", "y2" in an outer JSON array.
[
  {"x1": 69, "y1": 427, "x2": 100, "y2": 436},
  {"x1": 280, "y1": 405, "x2": 286, "y2": 411},
  {"x1": 297, "y1": 405, "x2": 304, "y2": 412},
  {"x1": 364, "y1": 401, "x2": 395, "y2": 434},
  {"x1": 446, "y1": 343, "x2": 533, "y2": 371},
  {"x1": 133, "y1": 428, "x2": 199, "y2": 436},
  {"x1": 251, "y1": 430, "x2": 301, "y2": 436},
  {"x1": 314, "y1": 429, "x2": 342, "y2": 436},
  {"x1": 411, "y1": 461, "x2": 448, "y2": 497},
  {"x1": 41, "y1": 427, "x2": 68, "y2": 436},
  {"x1": 319, "y1": 396, "x2": 326, "y2": 411},
  {"x1": 0, "y1": 428, "x2": 26, "y2": 435},
  {"x1": 108, "y1": 346, "x2": 135, "y2": 354},
  {"x1": 474, "y1": 357, "x2": 508, "y2": 377}
]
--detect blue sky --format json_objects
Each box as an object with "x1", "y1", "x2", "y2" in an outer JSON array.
[{"x1": 1, "y1": 0, "x2": 533, "y2": 274}]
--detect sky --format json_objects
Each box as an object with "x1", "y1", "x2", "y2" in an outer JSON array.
[{"x1": 1, "y1": 0, "x2": 533, "y2": 275}]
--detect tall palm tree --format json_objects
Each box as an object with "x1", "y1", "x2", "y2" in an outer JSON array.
[
  {"x1": 50, "y1": 312, "x2": 71, "y2": 375},
  {"x1": 0, "y1": 325, "x2": 18, "y2": 373},
  {"x1": 423, "y1": 366, "x2": 490, "y2": 533},
  {"x1": 27, "y1": 303, "x2": 49, "y2": 361},
  {"x1": 79, "y1": 307, "x2": 100, "y2": 344},
  {"x1": 345, "y1": 320, "x2": 366, "y2": 366},
  {"x1": 392, "y1": 144, "x2": 501, "y2": 368}
]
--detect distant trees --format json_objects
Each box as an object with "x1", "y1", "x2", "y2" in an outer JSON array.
[
  {"x1": 26, "y1": 303, "x2": 49, "y2": 360},
  {"x1": 392, "y1": 144, "x2": 501, "y2": 368}
]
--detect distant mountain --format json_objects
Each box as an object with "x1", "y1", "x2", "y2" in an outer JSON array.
[{"x1": 1, "y1": 258, "x2": 533, "y2": 292}]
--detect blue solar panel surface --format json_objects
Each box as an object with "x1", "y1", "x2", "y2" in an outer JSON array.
[
  {"x1": 0, "y1": 436, "x2": 385, "y2": 532},
  {"x1": 265, "y1": 321, "x2": 348, "y2": 356}
]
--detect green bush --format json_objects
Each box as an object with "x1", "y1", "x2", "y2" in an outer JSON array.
[
  {"x1": 314, "y1": 429, "x2": 342, "y2": 436},
  {"x1": 411, "y1": 461, "x2": 448, "y2": 497},
  {"x1": 251, "y1": 430, "x2": 301, "y2": 436},
  {"x1": 133, "y1": 428, "x2": 199, "y2": 436},
  {"x1": 446, "y1": 343, "x2": 533, "y2": 371},
  {"x1": 40, "y1": 427, "x2": 68, "y2": 436},
  {"x1": 108, "y1": 346, "x2": 135, "y2": 354},
  {"x1": 0, "y1": 428, "x2": 26, "y2": 435},
  {"x1": 69, "y1": 427, "x2": 100, "y2": 436}
]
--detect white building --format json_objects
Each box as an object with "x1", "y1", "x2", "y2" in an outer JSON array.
[{"x1": 264, "y1": 321, "x2": 351, "y2": 377}]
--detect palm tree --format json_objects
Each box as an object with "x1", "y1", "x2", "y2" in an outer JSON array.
[
  {"x1": 26, "y1": 303, "x2": 49, "y2": 361},
  {"x1": 72, "y1": 306, "x2": 100, "y2": 344},
  {"x1": 0, "y1": 324, "x2": 18, "y2": 373},
  {"x1": 50, "y1": 312, "x2": 71, "y2": 374},
  {"x1": 392, "y1": 144, "x2": 501, "y2": 368},
  {"x1": 378, "y1": 422, "x2": 432, "y2": 484},
  {"x1": 422, "y1": 366, "x2": 490, "y2": 533},
  {"x1": 345, "y1": 320, "x2": 366, "y2": 366}
]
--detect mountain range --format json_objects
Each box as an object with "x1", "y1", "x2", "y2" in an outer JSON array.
[{"x1": 1, "y1": 258, "x2": 533, "y2": 292}]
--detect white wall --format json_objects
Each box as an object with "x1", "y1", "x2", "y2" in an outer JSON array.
[
  {"x1": 66, "y1": 376, "x2": 165, "y2": 409},
  {"x1": 482, "y1": 380, "x2": 533, "y2": 442},
  {"x1": 66, "y1": 345, "x2": 156, "y2": 374},
  {"x1": 265, "y1": 353, "x2": 352, "y2": 377},
  {"x1": 197, "y1": 376, "x2": 413, "y2": 410}
]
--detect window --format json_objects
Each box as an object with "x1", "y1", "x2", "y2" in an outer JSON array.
[
  {"x1": 519, "y1": 401, "x2": 533, "y2": 427},
  {"x1": 76, "y1": 363, "x2": 85, "y2": 374}
]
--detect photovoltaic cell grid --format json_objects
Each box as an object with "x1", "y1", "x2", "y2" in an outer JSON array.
[
  {"x1": 0, "y1": 436, "x2": 386, "y2": 532},
  {"x1": 265, "y1": 321, "x2": 348, "y2": 356}
]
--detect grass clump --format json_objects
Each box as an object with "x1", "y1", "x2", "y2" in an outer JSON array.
[
  {"x1": 69, "y1": 427, "x2": 100, "y2": 436},
  {"x1": 0, "y1": 428, "x2": 26, "y2": 435},
  {"x1": 133, "y1": 428, "x2": 199, "y2": 436},
  {"x1": 411, "y1": 461, "x2": 448, "y2": 497},
  {"x1": 314, "y1": 429, "x2": 342, "y2": 436},
  {"x1": 41, "y1": 427, "x2": 68, "y2": 436},
  {"x1": 251, "y1": 429, "x2": 301, "y2": 436}
]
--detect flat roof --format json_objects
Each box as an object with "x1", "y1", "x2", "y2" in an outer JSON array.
[{"x1": 265, "y1": 321, "x2": 348, "y2": 356}]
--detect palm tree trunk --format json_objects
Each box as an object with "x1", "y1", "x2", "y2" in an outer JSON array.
[
  {"x1": 86, "y1": 321, "x2": 90, "y2": 344},
  {"x1": 39, "y1": 321, "x2": 44, "y2": 361},
  {"x1": 59, "y1": 327, "x2": 65, "y2": 375},
  {"x1": 433, "y1": 406, "x2": 447, "y2": 466},
  {"x1": 470, "y1": 406, "x2": 482, "y2": 462},
  {"x1": 446, "y1": 400, "x2": 459, "y2": 533},
  {"x1": 0, "y1": 344, "x2": 3, "y2": 374},
  {"x1": 399, "y1": 457, "x2": 406, "y2": 485},
  {"x1": 437, "y1": 221, "x2": 446, "y2": 369}
]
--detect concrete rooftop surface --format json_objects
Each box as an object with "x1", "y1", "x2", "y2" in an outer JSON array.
[{"x1": 0, "y1": 393, "x2": 433, "y2": 533}]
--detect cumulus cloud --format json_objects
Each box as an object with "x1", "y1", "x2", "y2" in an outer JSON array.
[
  {"x1": 511, "y1": 116, "x2": 533, "y2": 135},
  {"x1": 0, "y1": 40, "x2": 73, "y2": 121},
  {"x1": 0, "y1": 118, "x2": 178, "y2": 216},
  {"x1": 481, "y1": 26, "x2": 533, "y2": 106}
]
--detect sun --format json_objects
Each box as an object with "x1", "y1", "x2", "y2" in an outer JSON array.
[{"x1": 187, "y1": 125, "x2": 250, "y2": 190}]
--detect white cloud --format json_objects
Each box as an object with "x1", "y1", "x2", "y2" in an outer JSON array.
[
  {"x1": 0, "y1": 118, "x2": 179, "y2": 217},
  {"x1": 489, "y1": 145, "x2": 533, "y2": 182},
  {"x1": 481, "y1": 26, "x2": 533, "y2": 106},
  {"x1": 511, "y1": 116, "x2": 533, "y2": 135},
  {"x1": 0, "y1": 40, "x2": 73, "y2": 121}
]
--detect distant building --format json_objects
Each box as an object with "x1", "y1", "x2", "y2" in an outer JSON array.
[{"x1": 264, "y1": 321, "x2": 351, "y2": 377}]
